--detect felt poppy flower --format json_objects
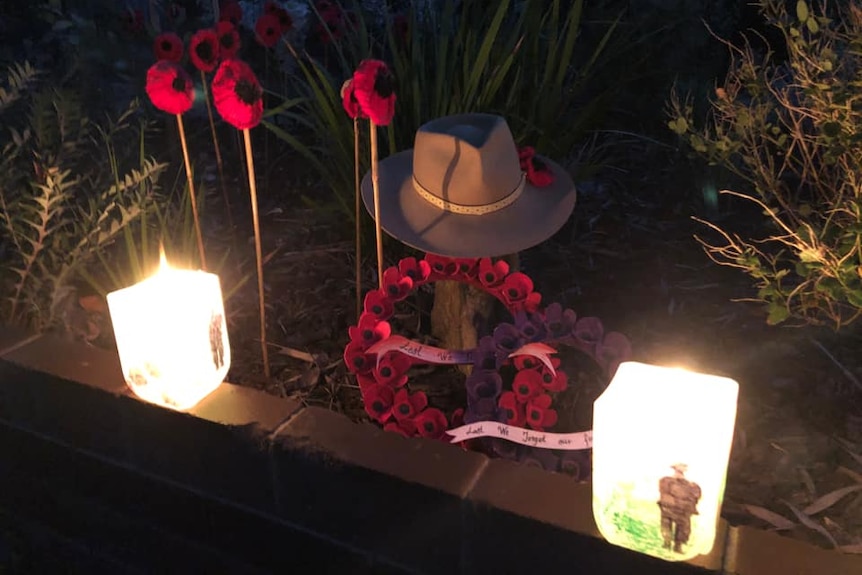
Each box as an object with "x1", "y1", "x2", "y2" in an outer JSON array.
[
  {"x1": 372, "y1": 351, "x2": 411, "y2": 387},
  {"x1": 384, "y1": 418, "x2": 417, "y2": 437},
  {"x1": 473, "y1": 335, "x2": 507, "y2": 372},
  {"x1": 512, "y1": 369, "x2": 543, "y2": 403},
  {"x1": 492, "y1": 322, "x2": 523, "y2": 355},
  {"x1": 539, "y1": 366, "x2": 568, "y2": 392},
  {"x1": 425, "y1": 253, "x2": 458, "y2": 277},
  {"x1": 498, "y1": 391, "x2": 526, "y2": 427},
  {"x1": 518, "y1": 146, "x2": 555, "y2": 188},
  {"x1": 596, "y1": 331, "x2": 632, "y2": 377},
  {"x1": 513, "y1": 311, "x2": 547, "y2": 342},
  {"x1": 543, "y1": 302, "x2": 577, "y2": 340},
  {"x1": 477, "y1": 257, "x2": 509, "y2": 288},
  {"x1": 265, "y1": 2, "x2": 293, "y2": 34},
  {"x1": 363, "y1": 289, "x2": 393, "y2": 320},
  {"x1": 121, "y1": 8, "x2": 144, "y2": 34},
  {"x1": 397, "y1": 257, "x2": 431, "y2": 284},
  {"x1": 500, "y1": 272, "x2": 534, "y2": 307},
  {"x1": 363, "y1": 382, "x2": 395, "y2": 423},
  {"x1": 351, "y1": 59, "x2": 396, "y2": 126},
  {"x1": 381, "y1": 266, "x2": 412, "y2": 301},
  {"x1": 525, "y1": 393, "x2": 558, "y2": 431},
  {"x1": 453, "y1": 258, "x2": 479, "y2": 278},
  {"x1": 572, "y1": 316, "x2": 604, "y2": 355},
  {"x1": 392, "y1": 389, "x2": 428, "y2": 421},
  {"x1": 465, "y1": 370, "x2": 502, "y2": 402},
  {"x1": 189, "y1": 29, "x2": 220, "y2": 72},
  {"x1": 153, "y1": 32, "x2": 183, "y2": 62},
  {"x1": 340, "y1": 78, "x2": 363, "y2": 119},
  {"x1": 344, "y1": 340, "x2": 374, "y2": 375},
  {"x1": 216, "y1": 21, "x2": 241, "y2": 58},
  {"x1": 212, "y1": 59, "x2": 263, "y2": 130},
  {"x1": 348, "y1": 313, "x2": 391, "y2": 348},
  {"x1": 219, "y1": 0, "x2": 243, "y2": 25},
  {"x1": 145, "y1": 60, "x2": 194, "y2": 115},
  {"x1": 413, "y1": 407, "x2": 449, "y2": 440},
  {"x1": 255, "y1": 13, "x2": 282, "y2": 47}
]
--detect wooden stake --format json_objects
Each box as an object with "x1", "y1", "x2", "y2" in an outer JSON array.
[
  {"x1": 242, "y1": 128, "x2": 271, "y2": 379},
  {"x1": 200, "y1": 69, "x2": 235, "y2": 235},
  {"x1": 175, "y1": 114, "x2": 207, "y2": 270},
  {"x1": 369, "y1": 120, "x2": 384, "y2": 288},
  {"x1": 353, "y1": 116, "x2": 362, "y2": 319}
]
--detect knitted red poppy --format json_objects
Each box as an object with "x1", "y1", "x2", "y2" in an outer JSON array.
[
  {"x1": 340, "y1": 79, "x2": 363, "y2": 119},
  {"x1": 517, "y1": 146, "x2": 555, "y2": 187},
  {"x1": 255, "y1": 14, "x2": 281, "y2": 48},
  {"x1": 212, "y1": 59, "x2": 263, "y2": 130},
  {"x1": 216, "y1": 21, "x2": 241, "y2": 59},
  {"x1": 219, "y1": 0, "x2": 242, "y2": 25},
  {"x1": 153, "y1": 32, "x2": 183, "y2": 62},
  {"x1": 145, "y1": 60, "x2": 194, "y2": 115},
  {"x1": 351, "y1": 59, "x2": 396, "y2": 126},
  {"x1": 189, "y1": 29, "x2": 219, "y2": 73}
]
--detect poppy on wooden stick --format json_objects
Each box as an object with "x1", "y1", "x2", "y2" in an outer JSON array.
[
  {"x1": 189, "y1": 28, "x2": 219, "y2": 73},
  {"x1": 216, "y1": 21, "x2": 241, "y2": 59}
]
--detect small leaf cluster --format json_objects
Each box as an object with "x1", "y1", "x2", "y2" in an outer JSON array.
[{"x1": 667, "y1": 0, "x2": 862, "y2": 329}]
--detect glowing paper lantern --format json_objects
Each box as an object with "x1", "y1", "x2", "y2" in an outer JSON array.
[
  {"x1": 592, "y1": 361, "x2": 738, "y2": 561},
  {"x1": 107, "y1": 252, "x2": 230, "y2": 410}
]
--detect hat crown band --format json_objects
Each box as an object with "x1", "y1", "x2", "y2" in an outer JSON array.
[{"x1": 411, "y1": 115, "x2": 523, "y2": 209}]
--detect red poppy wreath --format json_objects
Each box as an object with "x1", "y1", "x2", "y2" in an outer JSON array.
[{"x1": 344, "y1": 254, "x2": 633, "y2": 477}]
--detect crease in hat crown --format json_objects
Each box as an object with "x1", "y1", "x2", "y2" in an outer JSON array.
[{"x1": 411, "y1": 114, "x2": 525, "y2": 215}]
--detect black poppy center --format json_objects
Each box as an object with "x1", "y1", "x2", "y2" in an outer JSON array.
[
  {"x1": 380, "y1": 366, "x2": 392, "y2": 377},
  {"x1": 387, "y1": 285, "x2": 399, "y2": 296},
  {"x1": 507, "y1": 288, "x2": 519, "y2": 298},
  {"x1": 398, "y1": 403, "x2": 410, "y2": 415},
  {"x1": 171, "y1": 76, "x2": 186, "y2": 92},
  {"x1": 220, "y1": 34, "x2": 235, "y2": 50},
  {"x1": 372, "y1": 400, "x2": 385, "y2": 413},
  {"x1": 362, "y1": 329, "x2": 373, "y2": 340},
  {"x1": 353, "y1": 356, "x2": 365, "y2": 368},
  {"x1": 405, "y1": 269, "x2": 417, "y2": 280},
  {"x1": 506, "y1": 408, "x2": 515, "y2": 419},
  {"x1": 484, "y1": 273, "x2": 495, "y2": 283},
  {"x1": 372, "y1": 304, "x2": 383, "y2": 314},
  {"x1": 543, "y1": 373, "x2": 553, "y2": 384},
  {"x1": 459, "y1": 263, "x2": 470, "y2": 273},
  {"x1": 373, "y1": 70, "x2": 395, "y2": 98},
  {"x1": 423, "y1": 421, "x2": 435, "y2": 433},
  {"x1": 530, "y1": 409, "x2": 541, "y2": 421},
  {"x1": 533, "y1": 156, "x2": 547, "y2": 171},
  {"x1": 161, "y1": 40, "x2": 173, "y2": 52},
  {"x1": 518, "y1": 384, "x2": 529, "y2": 396},
  {"x1": 196, "y1": 41, "x2": 214, "y2": 62},
  {"x1": 433, "y1": 263, "x2": 444, "y2": 272},
  {"x1": 235, "y1": 79, "x2": 261, "y2": 105},
  {"x1": 523, "y1": 358, "x2": 534, "y2": 367}
]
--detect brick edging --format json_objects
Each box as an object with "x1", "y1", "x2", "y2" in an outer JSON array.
[{"x1": 0, "y1": 327, "x2": 859, "y2": 574}]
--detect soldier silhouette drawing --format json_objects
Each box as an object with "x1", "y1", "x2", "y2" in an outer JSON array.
[{"x1": 657, "y1": 463, "x2": 702, "y2": 553}]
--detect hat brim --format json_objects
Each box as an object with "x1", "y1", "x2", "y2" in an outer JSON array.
[{"x1": 361, "y1": 150, "x2": 576, "y2": 258}]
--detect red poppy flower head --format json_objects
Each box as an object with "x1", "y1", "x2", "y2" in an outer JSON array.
[
  {"x1": 153, "y1": 32, "x2": 184, "y2": 62},
  {"x1": 255, "y1": 13, "x2": 282, "y2": 48},
  {"x1": 413, "y1": 407, "x2": 449, "y2": 439},
  {"x1": 498, "y1": 391, "x2": 526, "y2": 427},
  {"x1": 348, "y1": 313, "x2": 391, "y2": 348},
  {"x1": 425, "y1": 253, "x2": 457, "y2": 277},
  {"x1": 512, "y1": 369, "x2": 543, "y2": 403},
  {"x1": 526, "y1": 393, "x2": 558, "y2": 430},
  {"x1": 340, "y1": 79, "x2": 363, "y2": 119},
  {"x1": 392, "y1": 389, "x2": 428, "y2": 421},
  {"x1": 212, "y1": 59, "x2": 263, "y2": 130},
  {"x1": 189, "y1": 29, "x2": 220, "y2": 72},
  {"x1": 397, "y1": 257, "x2": 431, "y2": 285},
  {"x1": 145, "y1": 60, "x2": 194, "y2": 115},
  {"x1": 363, "y1": 383, "x2": 395, "y2": 423},
  {"x1": 373, "y1": 351, "x2": 411, "y2": 387},
  {"x1": 216, "y1": 21, "x2": 241, "y2": 58},
  {"x1": 500, "y1": 272, "x2": 534, "y2": 306},
  {"x1": 381, "y1": 266, "x2": 413, "y2": 301},
  {"x1": 351, "y1": 59, "x2": 396, "y2": 126},
  {"x1": 344, "y1": 340, "x2": 373, "y2": 375},
  {"x1": 478, "y1": 257, "x2": 509, "y2": 287},
  {"x1": 265, "y1": 2, "x2": 293, "y2": 32},
  {"x1": 219, "y1": 0, "x2": 243, "y2": 25},
  {"x1": 362, "y1": 289, "x2": 394, "y2": 320},
  {"x1": 518, "y1": 146, "x2": 555, "y2": 187}
]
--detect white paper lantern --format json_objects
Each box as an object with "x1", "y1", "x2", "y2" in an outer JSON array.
[
  {"x1": 592, "y1": 361, "x2": 738, "y2": 561},
  {"x1": 107, "y1": 253, "x2": 230, "y2": 410}
]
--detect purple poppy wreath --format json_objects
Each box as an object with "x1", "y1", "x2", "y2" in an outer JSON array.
[{"x1": 344, "y1": 254, "x2": 632, "y2": 477}]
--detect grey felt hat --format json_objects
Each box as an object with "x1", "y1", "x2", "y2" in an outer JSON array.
[{"x1": 361, "y1": 113, "x2": 576, "y2": 258}]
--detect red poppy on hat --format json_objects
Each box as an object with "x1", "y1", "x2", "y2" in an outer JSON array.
[
  {"x1": 153, "y1": 32, "x2": 183, "y2": 62},
  {"x1": 352, "y1": 59, "x2": 396, "y2": 126},
  {"x1": 425, "y1": 253, "x2": 457, "y2": 277},
  {"x1": 212, "y1": 59, "x2": 263, "y2": 130},
  {"x1": 219, "y1": 0, "x2": 242, "y2": 25},
  {"x1": 398, "y1": 257, "x2": 431, "y2": 285},
  {"x1": 255, "y1": 13, "x2": 282, "y2": 47},
  {"x1": 381, "y1": 266, "x2": 412, "y2": 301},
  {"x1": 413, "y1": 407, "x2": 449, "y2": 440},
  {"x1": 498, "y1": 391, "x2": 526, "y2": 427},
  {"x1": 518, "y1": 146, "x2": 555, "y2": 188},
  {"x1": 363, "y1": 383, "x2": 395, "y2": 423},
  {"x1": 392, "y1": 389, "x2": 428, "y2": 421},
  {"x1": 145, "y1": 60, "x2": 194, "y2": 115},
  {"x1": 189, "y1": 29, "x2": 220, "y2": 72},
  {"x1": 340, "y1": 78, "x2": 363, "y2": 119},
  {"x1": 216, "y1": 21, "x2": 241, "y2": 58},
  {"x1": 363, "y1": 289, "x2": 394, "y2": 320},
  {"x1": 526, "y1": 393, "x2": 558, "y2": 430}
]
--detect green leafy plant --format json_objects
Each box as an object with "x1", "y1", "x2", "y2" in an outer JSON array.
[
  {"x1": 668, "y1": 0, "x2": 862, "y2": 328},
  {"x1": 0, "y1": 62, "x2": 167, "y2": 331},
  {"x1": 266, "y1": 0, "x2": 622, "y2": 222}
]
